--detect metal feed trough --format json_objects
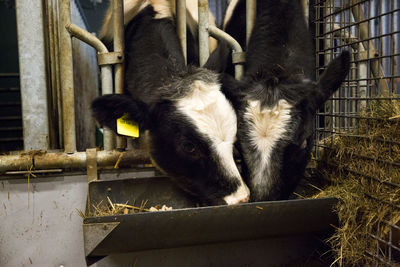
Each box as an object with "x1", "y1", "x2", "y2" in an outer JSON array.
[
  {"x1": 0, "y1": 0, "x2": 340, "y2": 266},
  {"x1": 83, "y1": 176, "x2": 338, "y2": 265}
]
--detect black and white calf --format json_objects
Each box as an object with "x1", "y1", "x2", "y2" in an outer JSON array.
[
  {"x1": 207, "y1": 0, "x2": 350, "y2": 201},
  {"x1": 92, "y1": 4, "x2": 249, "y2": 205}
]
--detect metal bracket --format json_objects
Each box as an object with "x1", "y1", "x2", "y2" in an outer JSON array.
[
  {"x1": 232, "y1": 51, "x2": 246, "y2": 64},
  {"x1": 97, "y1": 52, "x2": 124, "y2": 66},
  {"x1": 83, "y1": 222, "x2": 120, "y2": 257},
  {"x1": 86, "y1": 148, "x2": 98, "y2": 182}
]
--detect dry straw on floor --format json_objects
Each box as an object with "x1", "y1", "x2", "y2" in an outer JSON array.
[{"x1": 311, "y1": 96, "x2": 400, "y2": 266}]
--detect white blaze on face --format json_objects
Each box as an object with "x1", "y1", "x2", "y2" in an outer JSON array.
[
  {"x1": 177, "y1": 80, "x2": 250, "y2": 204},
  {"x1": 244, "y1": 99, "x2": 292, "y2": 191}
]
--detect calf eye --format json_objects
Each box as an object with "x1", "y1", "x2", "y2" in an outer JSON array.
[{"x1": 182, "y1": 141, "x2": 196, "y2": 154}]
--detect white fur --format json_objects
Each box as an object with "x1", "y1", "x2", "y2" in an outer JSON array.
[
  {"x1": 224, "y1": 180, "x2": 250, "y2": 204},
  {"x1": 244, "y1": 99, "x2": 292, "y2": 190},
  {"x1": 177, "y1": 80, "x2": 249, "y2": 204},
  {"x1": 223, "y1": 0, "x2": 240, "y2": 29}
]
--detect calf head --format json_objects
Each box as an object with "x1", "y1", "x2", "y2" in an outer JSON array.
[
  {"x1": 92, "y1": 70, "x2": 250, "y2": 205},
  {"x1": 227, "y1": 51, "x2": 350, "y2": 201}
]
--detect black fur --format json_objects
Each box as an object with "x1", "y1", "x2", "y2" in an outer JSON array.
[
  {"x1": 212, "y1": 0, "x2": 350, "y2": 201},
  {"x1": 92, "y1": 5, "x2": 243, "y2": 205}
]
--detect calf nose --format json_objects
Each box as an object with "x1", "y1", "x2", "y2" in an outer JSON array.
[
  {"x1": 223, "y1": 183, "x2": 250, "y2": 205},
  {"x1": 238, "y1": 196, "x2": 249, "y2": 203}
]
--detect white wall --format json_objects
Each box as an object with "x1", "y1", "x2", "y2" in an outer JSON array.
[{"x1": 0, "y1": 175, "x2": 88, "y2": 267}]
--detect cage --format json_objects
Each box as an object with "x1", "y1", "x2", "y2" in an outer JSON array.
[
  {"x1": 1, "y1": 0, "x2": 399, "y2": 266},
  {"x1": 312, "y1": 0, "x2": 400, "y2": 265}
]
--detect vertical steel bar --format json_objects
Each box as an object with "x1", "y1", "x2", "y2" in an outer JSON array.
[
  {"x1": 101, "y1": 65, "x2": 115, "y2": 151},
  {"x1": 60, "y1": 0, "x2": 77, "y2": 153},
  {"x1": 301, "y1": 0, "x2": 309, "y2": 27},
  {"x1": 15, "y1": 0, "x2": 50, "y2": 151},
  {"x1": 324, "y1": 0, "x2": 334, "y2": 136},
  {"x1": 246, "y1": 0, "x2": 256, "y2": 45},
  {"x1": 176, "y1": 0, "x2": 187, "y2": 65},
  {"x1": 315, "y1": 2, "x2": 321, "y2": 159},
  {"x1": 207, "y1": 26, "x2": 244, "y2": 80},
  {"x1": 113, "y1": 0, "x2": 126, "y2": 150},
  {"x1": 198, "y1": 0, "x2": 209, "y2": 66},
  {"x1": 65, "y1": 22, "x2": 115, "y2": 151}
]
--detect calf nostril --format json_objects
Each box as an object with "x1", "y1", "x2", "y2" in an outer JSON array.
[{"x1": 239, "y1": 196, "x2": 249, "y2": 203}]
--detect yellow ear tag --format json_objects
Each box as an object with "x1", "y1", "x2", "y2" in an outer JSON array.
[{"x1": 117, "y1": 113, "x2": 139, "y2": 138}]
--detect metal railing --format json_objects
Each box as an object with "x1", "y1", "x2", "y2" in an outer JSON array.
[
  {"x1": 0, "y1": 0, "x2": 257, "y2": 176},
  {"x1": 313, "y1": 0, "x2": 400, "y2": 265}
]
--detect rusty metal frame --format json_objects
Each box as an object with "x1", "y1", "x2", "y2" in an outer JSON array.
[{"x1": 0, "y1": 149, "x2": 149, "y2": 176}]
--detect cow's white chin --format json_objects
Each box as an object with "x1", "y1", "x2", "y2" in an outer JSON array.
[{"x1": 223, "y1": 182, "x2": 250, "y2": 205}]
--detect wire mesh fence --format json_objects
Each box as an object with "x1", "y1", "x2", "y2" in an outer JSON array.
[{"x1": 313, "y1": 0, "x2": 400, "y2": 265}]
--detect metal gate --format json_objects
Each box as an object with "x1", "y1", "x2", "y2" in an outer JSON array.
[{"x1": 313, "y1": 0, "x2": 400, "y2": 265}]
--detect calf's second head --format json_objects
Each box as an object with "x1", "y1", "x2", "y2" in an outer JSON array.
[{"x1": 225, "y1": 51, "x2": 350, "y2": 201}]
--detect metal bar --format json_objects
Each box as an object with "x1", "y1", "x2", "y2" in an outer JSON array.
[
  {"x1": 207, "y1": 25, "x2": 245, "y2": 80},
  {"x1": 15, "y1": 0, "x2": 50, "y2": 151},
  {"x1": 198, "y1": 0, "x2": 209, "y2": 66},
  {"x1": 60, "y1": 0, "x2": 77, "y2": 153},
  {"x1": 66, "y1": 23, "x2": 108, "y2": 53},
  {"x1": 113, "y1": 0, "x2": 126, "y2": 150},
  {"x1": 6, "y1": 169, "x2": 63, "y2": 175},
  {"x1": 176, "y1": 0, "x2": 187, "y2": 65},
  {"x1": 100, "y1": 65, "x2": 115, "y2": 151},
  {"x1": 0, "y1": 150, "x2": 150, "y2": 175},
  {"x1": 349, "y1": 0, "x2": 390, "y2": 95},
  {"x1": 65, "y1": 23, "x2": 115, "y2": 151},
  {"x1": 0, "y1": 73, "x2": 19, "y2": 77},
  {"x1": 101, "y1": 66, "x2": 115, "y2": 151},
  {"x1": 246, "y1": 0, "x2": 256, "y2": 45},
  {"x1": 54, "y1": 0, "x2": 63, "y2": 149},
  {"x1": 301, "y1": 0, "x2": 309, "y2": 27},
  {"x1": 86, "y1": 148, "x2": 98, "y2": 182}
]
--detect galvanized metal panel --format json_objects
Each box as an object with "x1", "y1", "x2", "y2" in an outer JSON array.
[{"x1": 16, "y1": 0, "x2": 50, "y2": 150}]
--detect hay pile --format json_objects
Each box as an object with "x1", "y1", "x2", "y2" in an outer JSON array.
[
  {"x1": 77, "y1": 197, "x2": 173, "y2": 218},
  {"x1": 312, "y1": 96, "x2": 400, "y2": 266}
]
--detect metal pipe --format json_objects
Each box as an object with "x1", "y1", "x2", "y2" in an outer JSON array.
[
  {"x1": 208, "y1": 26, "x2": 245, "y2": 80},
  {"x1": 113, "y1": 0, "x2": 126, "y2": 150},
  {"x1": 176, "y1": 0, "x2": 187, "y2": 65},
  {"x1": 0, "y1": 150, "x2": 150, "y2": 175},
  {"x1": 66, "y1": 23, "x2": 108, "y2": 53},
  {"x1": 0, "y1": 154, "x2": 33, "y2": 174},
  {"x1": 246, "y1": 0, "x2": 256, "y2": 45},
  {"x1": 60, "y1": 0, "x2": 77, "y2": 153},
  {"x1": 349, "y1": 0, "x2": 390, "y2": 95},
  {"x1": 100, "y1": 66, "x2": 115, "y2": 151},
  {"x1": 198, "y1": 0, "x2": 209, "y2": 66},
  {"x1": 65, "y1": 23, "x2": 115, "y2": 151},
  {"x1": 301, "y1": 0, "x2": 309, "y2": 27}
]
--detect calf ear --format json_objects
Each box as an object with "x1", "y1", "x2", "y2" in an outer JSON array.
[
  {"x1": 204, "y1": 41, "x2": 231, "y2": 73},
  {"x1": 315, "y1": 51, "x2": 350, "y2": 108},
  {"x1": 91, "y1": 94, "x2": 150, "y2": 132},
  {"x1": 220, "y1": 73, "x2": 247, "y2": 108}
]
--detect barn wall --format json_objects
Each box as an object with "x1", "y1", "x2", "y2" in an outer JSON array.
[{"x1": 0, "y1": 175, "x2": 88, "y2": 267}]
